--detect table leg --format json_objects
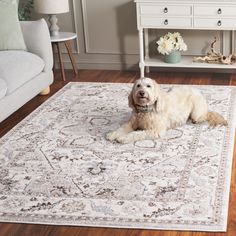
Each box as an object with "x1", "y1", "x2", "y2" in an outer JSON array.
[
  {"x1": 144, "y1": 28, "x2": 150, "y2": 74},
  {"x1": 52, "y1": 43, "x2": 57, "y2": 74},
  {"x1": 64, "y1": 40, "x2": 78, "y2": 76},
  {"x1": 56, "y1": 42, "x2": 66, "y2": 81},
  {"x1": 139, "y1": 28, "x2": 145, "y2": 78}
]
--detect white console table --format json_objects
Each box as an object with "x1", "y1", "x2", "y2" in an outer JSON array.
[{"x1": 135, "y1": 0, "x2": 236, "y2": 77}]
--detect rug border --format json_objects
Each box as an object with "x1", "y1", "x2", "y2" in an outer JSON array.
[
  {"x1": 219, "y1": 90, "x2": 236, "y2": 232},
  {"x1": 0, "y1": 216, "x2": 229, "y2": 232}
]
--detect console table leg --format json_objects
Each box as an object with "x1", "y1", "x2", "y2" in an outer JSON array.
[
  {"x1": 145, "y1": 66, "x2": 150, "y2": 74},
  {"x1": 140, "y1": 64, "x2": 145, "y2": 78},
  {"x1": 144, "y1": 28, "x2": 150, "y2": 74},
  {"x1": 139, "y1": 29, "x2": 145, "y2": 77}
]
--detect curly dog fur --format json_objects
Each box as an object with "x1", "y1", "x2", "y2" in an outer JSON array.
[{"x1": 106, "y1": 77, "x2": 227, "y2": 144}]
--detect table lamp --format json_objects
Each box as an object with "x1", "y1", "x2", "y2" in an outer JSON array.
[{"x1": 34, "y1": 0, "x2": 69, "y2": 36}]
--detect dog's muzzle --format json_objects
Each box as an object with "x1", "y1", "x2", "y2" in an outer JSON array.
[{"x1": 138, "y1": 90, "x2": 145, "y2": 97}]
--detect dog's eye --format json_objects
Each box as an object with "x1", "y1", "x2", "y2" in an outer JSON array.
[
  {"x1": 147, "y1": 85, "x2": 151, "y2": 88},
  {"x1": 137, "y1": 84, "x2": 141, "y2": 88}
]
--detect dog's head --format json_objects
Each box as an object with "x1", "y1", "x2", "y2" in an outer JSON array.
[{"x1": 129, "y1": 77, "x2": 163, "y2": 111}]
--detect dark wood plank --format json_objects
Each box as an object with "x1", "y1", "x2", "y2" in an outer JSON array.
[{"x1": 0, "y1": 70, "x2": 235, "y2": 236}]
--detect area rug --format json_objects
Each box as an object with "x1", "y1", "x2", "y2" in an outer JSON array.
[{"x1": 0, "y1": 82, "x2": 235, "y2": 231}]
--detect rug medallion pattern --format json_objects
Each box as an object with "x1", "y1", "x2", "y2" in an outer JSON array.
[{"x1": 0, "y1": 82, "x2": 235, "y2": 231}]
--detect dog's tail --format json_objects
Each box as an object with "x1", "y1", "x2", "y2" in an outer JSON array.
[{"x1": 206, "y1": 111, "x2": 228, "y2": 127}]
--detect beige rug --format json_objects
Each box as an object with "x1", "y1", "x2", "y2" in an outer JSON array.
[{"x1": 0, "y1": 82, "x2": 235, "y2": 231}]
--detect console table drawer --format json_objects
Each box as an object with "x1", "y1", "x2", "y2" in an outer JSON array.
[
  {"x1": 141, "y1": 16, "x2": 192, "y2": 28},
  {"x1": 194, "y1": 18, "x2": 236, "y2": 29},
  {"x1": 140, "y1": 5, "x2": 192, "y2": 16},
  {"x1": 194, "y1": 5, "x2": 236, "y2": 17}
]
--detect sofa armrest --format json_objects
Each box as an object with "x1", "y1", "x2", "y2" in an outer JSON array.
[{"x1": 20, "y1": 19, "x2": 53, "y2": 72}]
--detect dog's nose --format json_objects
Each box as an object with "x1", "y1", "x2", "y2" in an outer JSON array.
[{"x1": 139, "y1": 91, "x2": 145, "y2": 97}]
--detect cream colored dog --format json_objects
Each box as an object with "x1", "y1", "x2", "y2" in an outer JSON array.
[{"x1": 106, "y1": 77, "x2": 227, "y2": 144}]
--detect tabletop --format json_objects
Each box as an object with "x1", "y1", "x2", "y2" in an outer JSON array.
[{"x1": 50, "y1": 32, "x2": 77, "y2": 43}]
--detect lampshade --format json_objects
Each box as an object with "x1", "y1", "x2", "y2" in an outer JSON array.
[{"x1": 34, "y1": 0, "x2": 69, "y2": 14}]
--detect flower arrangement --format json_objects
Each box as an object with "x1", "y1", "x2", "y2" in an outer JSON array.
[{"x1": 156, "y1": 32, "x2": 187, "y2": 55}]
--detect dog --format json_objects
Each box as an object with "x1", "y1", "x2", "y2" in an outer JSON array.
[{"x1": 106, "y1": 77, "x2": 227, "y2": 144}]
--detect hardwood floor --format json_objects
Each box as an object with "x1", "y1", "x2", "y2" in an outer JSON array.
[{"x1": 0, "y1": 70, "x2": 235, "y2": 236}]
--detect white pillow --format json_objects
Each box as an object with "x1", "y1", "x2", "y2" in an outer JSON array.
[{"x1": 0, "y1": 0, "x2": 26, "y2": 51}]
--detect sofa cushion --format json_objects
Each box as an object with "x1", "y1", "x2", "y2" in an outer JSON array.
[
  {"x1": 0, "y1": 79, "x2": 7, "y2": 100},
  {"x1": 0, "y1": 0, "x2": 26, "y2": 51},
  {"x1": 0, "y1": 51, "x2": 45, "y2": 94}
]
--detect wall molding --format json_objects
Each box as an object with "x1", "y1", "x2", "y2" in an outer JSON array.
[
  {"x1": 231, "y1": 31, "x2": 235, "y2": 53},
  {"x1": 81, "y1": 0, "x2": 122, "y2": 54},
  {"x1": 81, "y1": 0, "x2": 91, "y2": 54},
  {"x1": 79, "y1": 0, "x2": 139, "y2": 55},
  {"x1": 72, "y1": 0, "x2": 80, "y2": 53}
]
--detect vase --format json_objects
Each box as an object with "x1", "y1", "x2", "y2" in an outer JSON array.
[{"x1": 164, "y1": 51, "x2": 181, "y2": 63}]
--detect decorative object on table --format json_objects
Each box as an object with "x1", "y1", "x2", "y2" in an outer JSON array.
[
  {"x1": 156, "y1": 32, "x2": 187, "y2": 63},
  {"x1": 18, "y1": 0, "x2": 34, "y2": 21},
  {"x1": 163, "y1": 50, "x2": 182, "y2": 64},
  {"x1": 193, "y1": 37, "x2": 236, "y2": 65},
  {"x1": 0, "y1": 82, "x2": 235, "y2": 231},
  {"x1": 34, "y1": 0, "x2": 69, "y2": 36}
]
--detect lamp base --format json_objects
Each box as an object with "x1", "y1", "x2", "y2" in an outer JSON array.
[{"x1": 49, "y1": 14, "x2": 59, "y2": 36}]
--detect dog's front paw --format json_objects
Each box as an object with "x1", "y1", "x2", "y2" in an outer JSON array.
[
  {"x1": 116, "y1": 136, "x2": 131, "y2": 144},
  {"x1": 106, "y1": 131, "x2": 118, "y2": 141}
]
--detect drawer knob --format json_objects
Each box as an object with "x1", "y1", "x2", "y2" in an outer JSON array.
[
  {"x1": 217, "y1": 20, "x2": 222, "y2": 26},
  {"x1": 164, "y1": 19, "x2": 168, "y2": 25},
  {"x1": 164, "y1": 7, "x2": 168, "y2": 13},
  {"x1": 218, "y1": 8, "x2": 222, "y2": 14}
]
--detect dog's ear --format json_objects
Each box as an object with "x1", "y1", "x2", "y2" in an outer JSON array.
[
  {"x1": 153, "y1": 81, "x2": 165, "y2": 112},
  {"x1": 128, "y1": 89, "x2": 135, "y2": 109},
  {"x1": 153, "y1": 80, "x2": 160, "y2": 94}
]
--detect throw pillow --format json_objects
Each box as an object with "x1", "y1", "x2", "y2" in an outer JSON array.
[{"x1": 0, "y1": 0, "x2": 26, "y2": 51}]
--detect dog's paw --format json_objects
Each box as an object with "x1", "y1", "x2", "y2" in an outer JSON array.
[
  {"x1": 106, "y1": 131, "x2": 118, "y2": 141},
  {"x1": 116, "y1": 136, "x2": 131, "y2": 144}
]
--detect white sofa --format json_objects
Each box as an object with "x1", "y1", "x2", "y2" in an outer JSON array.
[{"x1": 0, "y1": 19, "x2": 53, "y2": 123}]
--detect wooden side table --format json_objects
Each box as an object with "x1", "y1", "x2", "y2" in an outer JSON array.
[{"x1": 51, "y1": 32, "x2": 78, "y2": 81}]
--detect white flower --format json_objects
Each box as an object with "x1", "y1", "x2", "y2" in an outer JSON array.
[
  {"x1": 156, "y1": 32, "x2": 187, "y2": 55},
  {"x1": 172, "y1": 32, "x2": 181, "y2": 38},
  {"x1": 157, "y1": 37, "x2": 174, "y2": 55},
  {"x1": 178, "y1": 39, "x2": 187, "y2": 51},
  {"x1": 176, "y1": 38, "x2": 187, "y2": 51},
  {"x1": 166, "y1": 32, "x2": 180, "y2": 42}
]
